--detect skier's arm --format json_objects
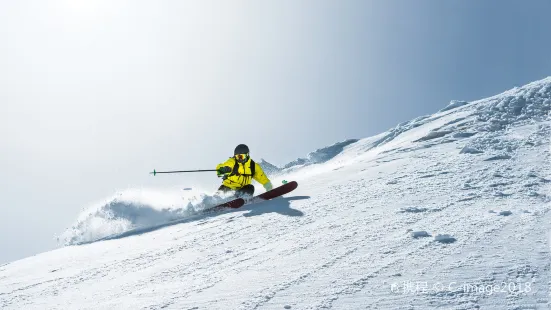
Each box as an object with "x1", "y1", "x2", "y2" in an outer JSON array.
[
  {"x1": 216, "y1": 158, "x2": 234, "y2": 175},
  {"x1": 253, "y1": 163, "x2": 273, "y2": 190}
]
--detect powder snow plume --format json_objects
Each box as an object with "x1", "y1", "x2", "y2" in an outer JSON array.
[{"x1": 59, "y1": 188, "x2": 230, "y2": 245}]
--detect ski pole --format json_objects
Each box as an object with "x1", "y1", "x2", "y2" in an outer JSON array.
[{"x1": 150, "y1": 169, "x2": 217, "y2": 176}]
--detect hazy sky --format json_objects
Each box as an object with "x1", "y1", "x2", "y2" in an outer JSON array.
[{"x1": 2, "y1": 0, "x2": 551, "y2": 263}]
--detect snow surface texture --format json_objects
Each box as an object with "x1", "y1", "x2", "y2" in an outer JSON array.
[{"x1": 1, "y1": 78, "x2": 551, "y2": 309}]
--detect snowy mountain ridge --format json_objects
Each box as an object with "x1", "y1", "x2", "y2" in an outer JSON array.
[
  {"x1": 0, "y1": 77, "x2": 550, "y2": 309},
  {"x1": 260, "y1": 75, "x2": 550, "y2": 175},
  {"x1": 258, "y1": 139, "x2": 359, "y2": 175}
]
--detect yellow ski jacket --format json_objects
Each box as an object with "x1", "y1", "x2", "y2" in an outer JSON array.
[{"x1": 216, "y1": 157, "x2": 270, "y2": 189}]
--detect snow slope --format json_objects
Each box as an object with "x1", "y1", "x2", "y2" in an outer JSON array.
[{"x1": 1, "y1": 78, "x2": 550, "y2": 309}]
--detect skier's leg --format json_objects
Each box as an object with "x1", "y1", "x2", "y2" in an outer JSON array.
[
  {"x1": 236, "y1": 184, "x2": 255, "y2": 197},
  {"x1": 216, "y1": 185, "x2": 234, "y2": 197},
  {"x1": 217, "y1": 185, "x2": 231, "y2": 192}
]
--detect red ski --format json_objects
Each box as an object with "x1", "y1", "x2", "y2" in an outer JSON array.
[
  {"x1": 246, "y1": 181, "x2": 299, "y2": 204},
  {"x1": 206, "y1": 197, "x2": 245, "y2": 212}
]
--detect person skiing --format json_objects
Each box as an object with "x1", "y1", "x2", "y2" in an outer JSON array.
[{"x1": 216, "y1": 144, "x2": 273, "y2": 197}]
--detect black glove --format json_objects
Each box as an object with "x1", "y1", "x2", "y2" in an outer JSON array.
[{"x1": 217, "y1": 166, "x2": 232, "y2": 175}]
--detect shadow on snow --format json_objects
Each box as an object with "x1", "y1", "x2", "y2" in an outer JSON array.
[{"x1": 242, "y1": 196, "x2": 308, "y2": 218}]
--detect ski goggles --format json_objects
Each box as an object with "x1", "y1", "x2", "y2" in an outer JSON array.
[{"x1": 235, "y1": 153, "x2": 249, "y2": 162}]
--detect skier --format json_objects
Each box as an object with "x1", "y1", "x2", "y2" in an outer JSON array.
[{"x1": 216, "y1": 144, "x2": 273, "y2": 197}]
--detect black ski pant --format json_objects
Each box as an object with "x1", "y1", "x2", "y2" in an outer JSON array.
[{"x1": 217, "y1": 184, "x2": 255, "y2": 197}]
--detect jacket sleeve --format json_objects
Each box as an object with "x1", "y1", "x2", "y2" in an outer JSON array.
[
  {"x1": 253, "y1": 162, "x2": 270, "y2": 185},
  {"x1": 216, "y1": 158, "x2": 235, "y2": 171}
]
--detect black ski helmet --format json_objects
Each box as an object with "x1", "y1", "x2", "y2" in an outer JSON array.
[{"x1": 234, "y1": 144, "x2": 249, "y2": 155}]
